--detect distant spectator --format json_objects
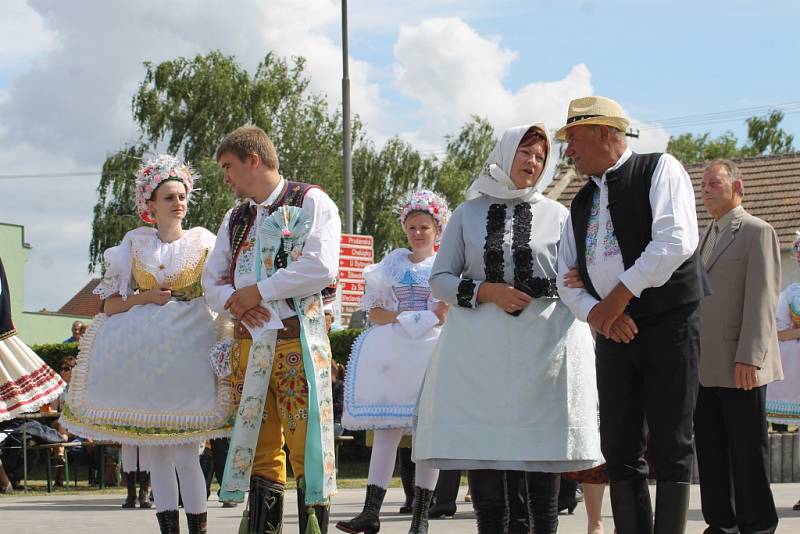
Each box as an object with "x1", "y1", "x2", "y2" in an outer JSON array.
[{"x1": 64, "y1": 321, "x2": 85, "y2": 343}]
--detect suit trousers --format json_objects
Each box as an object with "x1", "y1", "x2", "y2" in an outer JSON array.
[
  {"x1": 596, "y1": 301, "x2": 700, "y2": 482},
  {"x1": 694, "y1": 384, "x2": 778, "y2": 534}
]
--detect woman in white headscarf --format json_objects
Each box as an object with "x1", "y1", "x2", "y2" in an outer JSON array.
[{"x1": 413, "y1": 124, "x2": 602, "y2": 533}]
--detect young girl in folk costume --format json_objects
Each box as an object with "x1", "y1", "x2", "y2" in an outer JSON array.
[
  {"x1": 338, "y1": 190, "x2": 450, "y2": 534},
  {"x1": 0, "y1": 258, "x2": 65, "y2": 423},
  {"x1": 61, "y1": 155, "x2": 231, "y2": 534}
]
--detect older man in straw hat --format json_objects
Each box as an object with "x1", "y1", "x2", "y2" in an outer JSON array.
[{"x1": 556, "y1": 96, "x2": 705, "y2": 534}]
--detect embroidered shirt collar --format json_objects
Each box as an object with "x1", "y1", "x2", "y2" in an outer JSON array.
[
  {"x1": 590, "y1": 147, "x2": 633, "y2": 186},
  {"x1": 248, "y1": 176, "x2": 286, "y2": 208}
]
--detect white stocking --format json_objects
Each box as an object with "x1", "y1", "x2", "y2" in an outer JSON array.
[
  {"x1": 414, "y1": 463, "x2": 439, "y2": 491},
  {"x1": 144, "y1": 443, "x2": 207, "y2": 514},
  {"x1": 366, "y1": 428, "x2": 404, "y2": 488},
  {"x1": 173, "y1": 443, "x2": 207, "y2": 515}
]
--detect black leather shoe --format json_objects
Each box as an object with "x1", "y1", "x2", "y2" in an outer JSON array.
[
  {"x1": 336, "y1": 484, "x2": 386, "y2": 534},
  {"x1": 122, "y1": 472, "x2": 136, "y2": 508},
  {"x1": 427, "y1": 500, "x2": 457, "y2": 519}
]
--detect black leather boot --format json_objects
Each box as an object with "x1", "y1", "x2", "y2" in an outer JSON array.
[
  {"x1": 408, "y1": 487, "x2": 434, "y2": 534},
  {"x1": 653, "y1": 481, "x2": 690, "y2": 534},
  {"x1": 468, "y1": 470, "x2": 508, "y2": 534},
  {"x1": 428, "y1": 470, "x2": 459, "y2": 519},
  {"x1": 297, "y1": 482, "x2": 330, "y2": 534},
  {"x1": 122, "y1": 472, "x2": 136, "y2": 508},
  {"x1": 507, "y1": 470, "x2": 530, "y2": 534},
  {"x1": 336, "y1": 484, "x2": 386, "y2": 534},
  {"x1": 138, "y1": 472, "x2": 153, "y2": 509},
  {"x1": 610, "y1": 478, "x2": 653, "y2": 534},
  {"x1": 398, "y1": 448, "x2": 415, "y2": 513},
  {"x1": 557, "y1": 478, "x2": 580, "y2": 514},
  {"x1": 156, "y1": 510, "x2": 180, "y2": 534},
  {"x1": 526, "y1": 471, "x2": 560, "y2": 534},
  {"x1": 249, "y1": 476, "x2": 284, "y2": 534},
  {"x1": 186, "y1": 512, "x2": 208, "y2": 534}
]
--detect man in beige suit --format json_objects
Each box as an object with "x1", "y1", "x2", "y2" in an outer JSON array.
[{"x1": 695, "y1": 159, "x2": 783, "y2": 534}]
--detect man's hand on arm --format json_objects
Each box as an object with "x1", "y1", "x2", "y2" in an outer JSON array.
[
  {"x1": 735, "y1": 362, "x2": 758, "y2": 390},
  {"x1": 587, "y1": 283, "x2": 635, "y2": 339},
  {"x1": 224, "y1": 285, "x2": 266, "y2": 323}
]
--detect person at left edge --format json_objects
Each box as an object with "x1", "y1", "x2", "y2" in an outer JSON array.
[{"x1": 203, "y1": 125, "x2": 341, "y2": 534}]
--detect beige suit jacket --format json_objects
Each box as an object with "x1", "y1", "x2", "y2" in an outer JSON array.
[{"x1": 699, "y1": 207, "x2": 783, "y2": 388}]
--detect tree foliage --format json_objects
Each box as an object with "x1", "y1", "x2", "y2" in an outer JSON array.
[
  {"x1": 666, "y1": 110, "x2": 795, "y2": 165},
  {"x1": 89, "y1": 51, "x2": 500, "y2": 271},
  {"x1": 89, "y1": 51, "x2": 350, "y2": 270}
]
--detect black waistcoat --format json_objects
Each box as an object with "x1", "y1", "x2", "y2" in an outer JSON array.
[{"x1": 570, "y1": 152, "x2": 704, "y2": 320}]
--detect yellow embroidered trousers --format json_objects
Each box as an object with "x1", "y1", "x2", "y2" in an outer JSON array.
[{"x1": 231, "y1": 337, "x2": 309, "y2": 484}]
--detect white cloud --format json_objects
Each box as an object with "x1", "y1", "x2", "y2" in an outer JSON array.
[
  {"x1": 0, "y1": 0, "x2": 58, "y2": 72},
  {"x1": 393, "y1": 17, "x2": 594, "y2": 151}
]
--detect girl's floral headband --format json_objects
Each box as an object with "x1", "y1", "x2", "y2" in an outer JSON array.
[
  {"x1": 398, "y1": 189, "x2": 450, "y2": 229},
  {"x1": 134, "y1": 155, "x2": 196, "y2": 223}
]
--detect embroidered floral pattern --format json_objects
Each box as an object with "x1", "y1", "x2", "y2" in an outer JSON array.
[
  {"x1": 236, "y1": 227, "x2": 257, "y2": 275},
  {"x1": 586, "y1": 188, "x2": 601, "y2": 265},
  {"x1": 509, "y1": 203, "x2": 558, "y2": 314},
  {"x1": 603, "y1": 218, "x2": 621, "y2": 258},
  {"x1": 484, "y1": 204, "x2": 507, "y2": 283},
  {"x1": 274, "y1": 350, "x2": 309, "y2": 433}
]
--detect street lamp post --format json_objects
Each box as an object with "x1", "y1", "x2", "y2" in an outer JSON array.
[{"x1": 341, "y1": 0, "x2": 353, "y2": 234}]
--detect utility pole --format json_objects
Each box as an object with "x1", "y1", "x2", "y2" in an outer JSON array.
[{"x1": 341, "y1": 0, "x2": 353, "y2": 233}]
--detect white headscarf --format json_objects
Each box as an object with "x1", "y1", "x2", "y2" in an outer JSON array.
[{"x1": 465, "y1": 123, "x2": 552, "y2": 203}]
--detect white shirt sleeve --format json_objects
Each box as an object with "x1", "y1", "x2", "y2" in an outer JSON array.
[
  {"x1": 556, "y1": 213, "x2": 600, "y2": 322},
  {"x1": 618, "y1": 153, "x2": 699, "y2": 297},
  {"x1": 256, "y1": 188, "x2": 341, "y2": 301},
  {"x1": 202, "y1": 210, "x2": 236, "y2": 314}
]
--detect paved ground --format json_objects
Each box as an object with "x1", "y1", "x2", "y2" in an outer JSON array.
[{"x1": 2, "y1": 484, "x2": 800, "y2": 533}]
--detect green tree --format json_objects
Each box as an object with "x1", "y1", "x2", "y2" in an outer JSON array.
[
  {"x1": 352, "y1": 137, "x2": 430, "y2": 255},
  {"x1": 741, "y1": 110, "x2": 795, "y2": 156},
  {"x1": 89, "y1": 51, "x2": 351, "y2": 270},
  {"x1": 665, "y1": 110, "x2": 795, "y2": 165},
  {"x1": 666, "y1": 131, "x2": 740, "y2": 165},
  {"x1": 431, "y1": 115, "x2": 495, "y2": 208}
]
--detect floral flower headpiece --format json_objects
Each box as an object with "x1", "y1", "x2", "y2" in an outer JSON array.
[
  {"x1": 398, "y1": 189, "x2": 450, "y2": 229},
  {"x1": 793, "y1": 230, "x2": 800, "y2": 254},
  {"x1": 135, "y1": 154, "x2": 196, "y2": 223}
]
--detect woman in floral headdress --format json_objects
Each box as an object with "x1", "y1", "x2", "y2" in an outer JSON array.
[
  {"x1": 61, "y1": 155, "x2": 231, "y2": 534},
  {"x1": 337, "y1": 190, "x2": 449, "y2": 534},
  {"x1": 413, "y1": 124, "x2": 602, "y2": 534}
]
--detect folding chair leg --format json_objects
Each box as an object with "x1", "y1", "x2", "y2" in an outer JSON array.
[{"x1": 46, "y1": 450, "x2": 53, "y2": 493}]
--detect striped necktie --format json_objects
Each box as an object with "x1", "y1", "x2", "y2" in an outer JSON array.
[{"x1": 702, "y1": 223, "x2": 719, "y2": 267}]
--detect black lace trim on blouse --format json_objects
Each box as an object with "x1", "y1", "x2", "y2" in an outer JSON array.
[
  {"x1": 484, "y1": 204, "x2": 507, "y2": 283},
  {"x1": 457, "y1": 279, "x2": 477, "y2": 308},
  {"x1": 510, "y1": 203, "x2": 558, "y2": 315}
]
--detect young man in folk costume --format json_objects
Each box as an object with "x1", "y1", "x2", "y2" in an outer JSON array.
[{"x1": 203, "y1": 126, "x2": 341, "y2": 534}]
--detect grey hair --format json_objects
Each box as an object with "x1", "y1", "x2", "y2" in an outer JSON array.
[
  {"x1": 704, "y1": 159, "x2": 742, "y2": 183},
  {"x1": 591, "y1": 124, "x2": 627, "y2": 142}
]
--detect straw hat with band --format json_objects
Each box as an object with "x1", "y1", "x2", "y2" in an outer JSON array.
[{"x1": 555, "y1": 96, "x2": 630, "y2": 140}]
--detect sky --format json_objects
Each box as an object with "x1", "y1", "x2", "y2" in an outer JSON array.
[{"x1": 1, "y1": 0, "x2": 799, "y2": 311}]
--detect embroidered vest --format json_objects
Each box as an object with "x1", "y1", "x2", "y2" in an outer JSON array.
[
  {"x1": 228, "y1": 181, "x2": 337, "y2": 306},
  {"x1": 570, "y1": 152, "x2": 705, "y2": 320}
]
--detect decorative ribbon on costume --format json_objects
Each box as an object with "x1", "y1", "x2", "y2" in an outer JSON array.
[{"x1": 219, "y1": 206, "x2": 336, "y2": 518}]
